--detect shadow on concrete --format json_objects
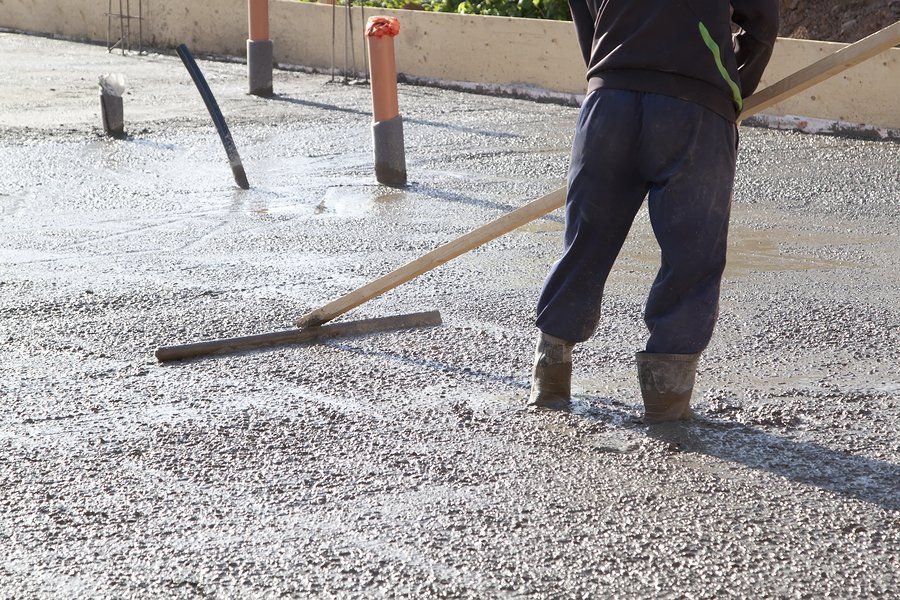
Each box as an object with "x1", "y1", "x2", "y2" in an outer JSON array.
[
  {"x1": 310, "y1": 342, "x2": 900, "y2": 512},
  {"x1": 160, "y1": 311, "x2": 898, "y2": 512},
  {"x1": 269, "y1": 94, "x2": 523, "y2": 139},
  {"x1": 575, "y1": 394, "x2": 900, "y2": 513},
  {"x1": 270, "y1": 94, "x2": 368, "y2": 117},
  {"x1": 411, "y1": 183, "x2": 564, "y2": 225}
]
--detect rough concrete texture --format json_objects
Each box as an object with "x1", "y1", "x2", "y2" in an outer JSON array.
[{"x1": 1, "y1": 33, "x2": 898, "y2": 598}]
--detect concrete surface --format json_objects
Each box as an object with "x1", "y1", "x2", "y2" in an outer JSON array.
[
  {"x1": 3, "y1": 1, "x2": 900, "y2": 129},
  {"x1": 1, "y1": 33, "x2": 899, "y2": 598}
]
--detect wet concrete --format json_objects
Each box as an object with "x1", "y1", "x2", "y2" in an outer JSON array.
[{"x1": 1, "y1": 32, "x2": 899, "y2": 597}]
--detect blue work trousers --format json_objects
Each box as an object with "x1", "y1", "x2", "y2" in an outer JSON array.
[{"x1": 535, "y1": 89, "x2": 737, "y2": 354}]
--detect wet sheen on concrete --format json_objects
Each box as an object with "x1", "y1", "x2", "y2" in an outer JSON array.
[{"x1": 1, "y1": 33, "x2": 899, "y2": 597}]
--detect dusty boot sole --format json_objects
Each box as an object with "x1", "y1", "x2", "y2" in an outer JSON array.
[
  {"x1": 528, "y1": 392, "x2": 572, "y2": 411},
  {"x1": 643, "y1": 401, "x2": 692, "y2": 423}
]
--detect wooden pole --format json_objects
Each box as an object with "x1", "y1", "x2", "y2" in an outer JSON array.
[
  {"x1": 296, "y1": 186, "x2": 566, "y2": 327},
  {"x1": 742, "y1": 20, "x2": 900, "y2": 117},
  {"x1": 156, "y1": 310, "x2": 442, "y2": 362},
  {"x1": 293, "y1": 22, "x2": 900, "y2": 328}
]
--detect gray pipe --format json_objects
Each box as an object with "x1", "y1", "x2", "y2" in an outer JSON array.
[
  {"x1": 247, "y1": 39, "x2": 274, "y2": 97},
  {"x1": 372, "y1": 115, "x2": 407, "y2": 187},
  {"x1": 99, "y1": 74, "x2": 125, "y2": 137}
]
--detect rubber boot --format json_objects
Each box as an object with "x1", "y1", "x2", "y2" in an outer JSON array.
[
  {"x1": 528, "y1": 332, "x2": 574, "y2": 411},
  {"x1": 636, "y1": 352, "x2": 700, "y2": 423}
]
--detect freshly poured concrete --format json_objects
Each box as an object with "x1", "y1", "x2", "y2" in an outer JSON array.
[{"x1": 1, "y1": 33, "x2": 898, "y2": 597}]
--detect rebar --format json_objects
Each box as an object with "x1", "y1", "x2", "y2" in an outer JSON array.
[
  {"x1": 361, "y1": 4, "x2": 369, "y2": 84},
  {"x1": 331, "y1": 0, "x2": 336, "y2": 82},
  {"x1": 106, "y1": 0, "x2": 145, "y2": 55},
  {"x1": 347, "y1": 0, "x2": 357, "y2": 82},
  {"x1": 343, "y1": 0, "x2": 351, "y2": 82}
]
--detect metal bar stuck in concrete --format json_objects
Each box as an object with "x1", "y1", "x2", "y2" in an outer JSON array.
[
  {"x1": 156, "y1": 310, "x2": 442, "y2": 362},
  {"x1": 175, "y1": 43, "x2": 251, "y2": 189},
  {"x1": 99, "y1": 73, "x2": 126, "y2": 137}
]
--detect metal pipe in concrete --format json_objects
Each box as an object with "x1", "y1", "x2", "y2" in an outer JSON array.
[
  {"x1": 99, "y1": 73, "x2": 125, "y2": 137},
  {"x1": 366, "y1": 16, "x2": 406, "y2": 187},
  {"x1": 247, "y1": 0, "x2": 273, "y2": 97}
]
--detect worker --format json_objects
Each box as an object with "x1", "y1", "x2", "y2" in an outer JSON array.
[{"x1": 530, "y1": 0, "x2": 780, "y2": 421}]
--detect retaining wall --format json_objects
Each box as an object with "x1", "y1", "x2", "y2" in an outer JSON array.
[{"x1": 2, "y1": 0, "x2": 898, "y2": 128}]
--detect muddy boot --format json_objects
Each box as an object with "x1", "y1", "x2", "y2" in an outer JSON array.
[
  {"x1": 636, "y1": 352, "x2": 700, "y2": 423},
  {"x1": 528, "y1": 332, "x2": 574, "y2": 411}
]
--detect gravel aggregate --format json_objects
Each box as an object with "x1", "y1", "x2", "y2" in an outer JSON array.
[{"x1": 1, "y1": 32, "x2": 898, "y2": 598}]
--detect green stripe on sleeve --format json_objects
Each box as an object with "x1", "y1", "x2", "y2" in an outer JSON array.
[{"x1": 698, "y1": 21, "x2": 743, "y2": 112}]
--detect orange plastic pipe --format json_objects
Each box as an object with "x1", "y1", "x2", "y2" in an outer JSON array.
[
  {"x1": 248, "y1": 0, "x2": 269, "y2": 41},
  {"x1": 366, "y1": 17, "x2": 400, "y2": 122}
]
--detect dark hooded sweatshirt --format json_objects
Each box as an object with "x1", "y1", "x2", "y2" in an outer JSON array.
[{"x1": 569, "y1": 0, "x2": 780, "y2": 121}]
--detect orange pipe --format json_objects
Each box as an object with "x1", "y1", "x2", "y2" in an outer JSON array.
[
  {"x1": 366, "y1": 17, "x2": 400, "y2": 122},
  {"x1": 248, "y1": 0, "x2": 269, "y2": 41}
]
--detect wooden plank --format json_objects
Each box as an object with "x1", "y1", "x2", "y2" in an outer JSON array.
[
  {"x1": 156, "y1": 310, "x2": 441, "y2": 362},
  {"x1": 742, "y1": 21, "x2": 900, "y2": 118},
  {"x1": 293, "y1": 23, "x2": 899, "y2": 329}
]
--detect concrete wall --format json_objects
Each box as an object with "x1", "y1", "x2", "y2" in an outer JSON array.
[
  {"x1": 2, "y1": 0, "x2": 898, "y2": 128},
  {"x1": 272, "y1": 4, "x2": 585, "y2": 97},
  {"x1": 756, "y1": 38, "x2": 899, "y2": 128}
]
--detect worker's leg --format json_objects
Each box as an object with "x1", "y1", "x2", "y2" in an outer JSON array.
[
  {"x1": 535, "y1": 89, "x2": 650, "y2": 343},
  {"x1": 640, "y1": 94, "x2": 736, "y2": 355},
  {"x1": 635, "y1": 94, "x2": 736, "y2": 422},
  {"x1": 530, "y1": 89, "x2": 649, "y2": 410}
]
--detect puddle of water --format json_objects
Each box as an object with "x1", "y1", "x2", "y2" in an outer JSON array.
[
  {"x1": 547, "y1": 222, "x2": 865, "y2": 278},
  {"x1": 249, "y1": 187, "x2": 407, "y2": 218},
  {"x1": 315, "y1": 188, "x2": 376, "y2": 217},
  {"x1": 512, "y1": 201, "x2": 873, "y2": 277},
  {"x1": 126, "y1": 138, "x2": 179, "y2": 152},
  {"x1": 724, "y1": 229, "x2": 860, "y2": 275}
]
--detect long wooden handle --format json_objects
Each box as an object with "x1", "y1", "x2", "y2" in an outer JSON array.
[
  {"x1": 741, "y1": 20, "x2": 900, "y2": 117},
  {"x1": 296, "y1": 186, "x2": 566, "y2": 326},
  {"x1": 159, "y1": 310, "x2": 441, "y2": 361},
  {"x1": 294, "y1": 23, "x2": 899, "y2": 328}
]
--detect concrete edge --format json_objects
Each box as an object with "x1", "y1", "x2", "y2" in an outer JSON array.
[
  {"x1": 278, "y1": 59, "x2": 899, "y2": 141},
  {"x1": 2, "y1": 26, "x2": 895, "y2": 142},
  {"x1": 0, "y1": 25, "x2": 106, "y2": 47},
  {"x1": 744, "y1": 114, "x2": 900, "y2": 141}
]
